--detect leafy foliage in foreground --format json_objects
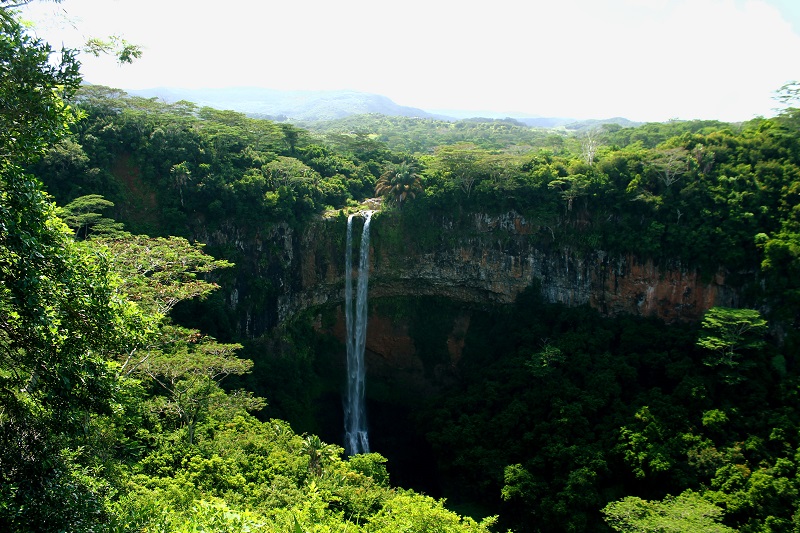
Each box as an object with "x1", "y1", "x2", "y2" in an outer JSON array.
[
  {"x1": 110, "y1": 416, "x2": 496, "y2": 533},
  {"x1": 0, "y1": 11, "x2": 142, "y2": 530}
]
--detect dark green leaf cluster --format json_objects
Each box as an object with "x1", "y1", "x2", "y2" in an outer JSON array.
[
  {"x1": 417, "y1": 292, "x2": 794, "y2": 532},
  {"x1": 0, "y1": 10, "x2": 81, "y2": 169},
  {"x1": 34, "y1": 86, "x2": 387, "y2": 236}
]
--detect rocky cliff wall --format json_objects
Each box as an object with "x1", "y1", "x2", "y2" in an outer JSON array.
[
  {"x1": 198, "y1": 210, "x2": 742, "y2": 337},
  {"x1": 193, "y1": 209, "x2": 748, "y2": 438},
  {"x1": 280, "y1": 210, "x2": 739, "y2": 325}
]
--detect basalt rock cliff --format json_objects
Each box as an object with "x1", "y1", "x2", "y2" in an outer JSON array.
[
  {"x1": 193, "y1": 208, "x2": 748, "y2": 468},
  {"x1": 208, "y1": 209, "x2": 740, "y2": 337},
  {"x1": 190, "y1": 207, "x2": 744, "y2": 401}
]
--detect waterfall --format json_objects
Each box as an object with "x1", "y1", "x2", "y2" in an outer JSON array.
[{"x1": 344, "y1": 211, "x2": 373, "y2": 456}]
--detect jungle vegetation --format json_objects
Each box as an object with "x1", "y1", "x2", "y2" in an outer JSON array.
[{"x1": 4, "y1": 2, "x2": 800, "y2": 531}]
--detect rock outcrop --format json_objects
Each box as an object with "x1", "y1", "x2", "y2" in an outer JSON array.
[
  {"x1": 199, "y1": 209, "x2": 742, "y2": 338},
  {"x1": 282, "y1": 211, "x2": 738, "y2": 324},
  {"x1": 195, "y1": 208, "x2": 749, "y2": 434}
]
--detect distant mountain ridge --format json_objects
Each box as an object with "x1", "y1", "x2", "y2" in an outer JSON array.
[
  {"x1": 128, "y1": 87, "x2": 441, "y2": 122},
  {"x1": 128, "y1": 86, "x2": 641, "y2": 128}
]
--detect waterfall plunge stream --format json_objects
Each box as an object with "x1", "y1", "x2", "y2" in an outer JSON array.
[{"x1": 344, "y1": 211, "x2": 373, "y2": 456}]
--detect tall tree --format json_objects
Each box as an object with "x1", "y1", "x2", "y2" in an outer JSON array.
[
  {"x1": 57, "y1": 193, "x2": 124, "y2": 238},
  {"x1": 140, "y1": 326, "x2": 262, "y2": 445},
  {"x1": 93, "y1": 234, "x2": 233, "y2": 317},
  {"x1": 0, "y1": 8, "x2": 146, "y2": 530},
  {"x1": 375, "y1": 160, "x2": 423, "y2": 205},
  {"x1": 84, "y1": 234, "x2": 260, "y2": 446},
  {"x1": 580, "y1": 128, "x2": 602, "y2": 166},
  {"x1": 649, "y1": 146, "x2": 690, "y2": 188},
  {"x1": 431, "y1": 143, "x2": 481, "y2": 197},
  {"x1": 696, "y1": 306, "x2": 768, "y2": 381}
]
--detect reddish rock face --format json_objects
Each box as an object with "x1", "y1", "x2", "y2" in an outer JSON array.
[
  {"x1": 279, "y1": 211, "x2": 741, "y2": 328},
  {"x1": 208, "y1": 210, "x2": 745, "y2": 338},
  {"x1": 593, "y1": 255, "x2": 734, "y2": 322}
]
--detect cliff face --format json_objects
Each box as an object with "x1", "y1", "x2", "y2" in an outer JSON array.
[
  {"x1": 197, "y1": 209, "x2": 741, "y2": 338},
  {"x1": 283, "y1": 210, "x2": 737, "y2": 323},
  {"x1": 195, "y1": 209, "x2": 747, "y2": 435}
]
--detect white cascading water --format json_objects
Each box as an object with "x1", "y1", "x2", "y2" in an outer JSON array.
[{"x1": 344, "y1": 211, "x2": 373, "y2": 455}]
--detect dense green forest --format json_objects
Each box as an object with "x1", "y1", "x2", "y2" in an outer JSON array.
[{"x1": 4, "y1": 3, "x2": 800, "y2": 532}]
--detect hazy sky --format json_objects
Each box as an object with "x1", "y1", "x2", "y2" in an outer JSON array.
[{"x1": 19, "y1": 0, "x2": 800, "y2": 122}]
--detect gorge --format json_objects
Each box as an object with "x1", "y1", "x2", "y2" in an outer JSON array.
[
  {"x1": 187, "y1": 205, "x2": 750, "y2": 498},
  {"x1": 26, "y1": 85, "x2": 800, "y2": 532}
]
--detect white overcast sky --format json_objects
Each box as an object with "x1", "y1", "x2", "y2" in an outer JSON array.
[{"x1": 18, "y1": 0, "x2": 800, "y2": 122}]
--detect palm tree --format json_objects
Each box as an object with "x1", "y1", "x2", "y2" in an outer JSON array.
[{"x1": 375, "y1": 161, "x2": 422, "y2": 206}]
